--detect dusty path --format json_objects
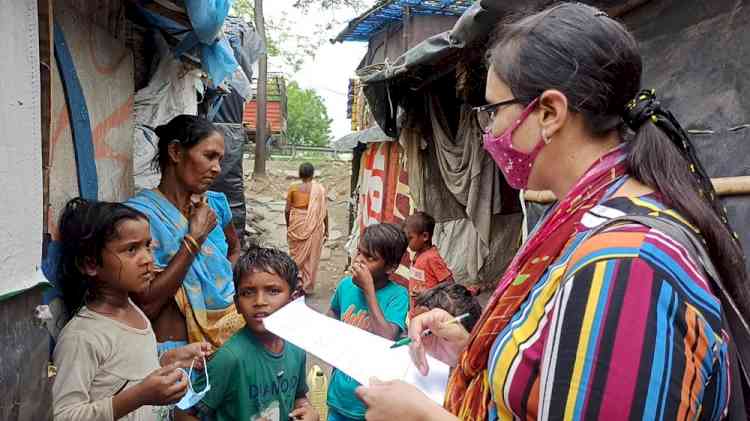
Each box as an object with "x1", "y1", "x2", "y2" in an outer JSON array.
[{"x1": 243, "y1": 158, "x2": 353, "y2": 312}]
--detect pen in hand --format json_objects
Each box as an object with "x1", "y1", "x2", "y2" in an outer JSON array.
[{"x1": 389, "y1": 313, "x2": 470, "y2": 349}]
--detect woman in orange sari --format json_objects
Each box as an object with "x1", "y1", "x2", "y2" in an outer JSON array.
[{"x1": 286, "y1": 162, "x2": 329, "y2": 294}]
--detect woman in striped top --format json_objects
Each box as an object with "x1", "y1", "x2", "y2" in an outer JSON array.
[{"x1": 356, "y1": 3, "x2": 749, "y2": 421}]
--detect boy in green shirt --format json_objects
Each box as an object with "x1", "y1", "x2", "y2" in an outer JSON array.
[
  {"x1": 326, "y1": 223, "x2": 409, "y2": 421},
  {"x1": 182, "y1": 247, "x2": 318, "y2": 421}
]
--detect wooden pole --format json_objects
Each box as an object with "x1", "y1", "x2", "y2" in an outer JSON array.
[
  {"x1": 524, "y1": 176, "x2": 750, "y2": 204},
  {"x1": 39, "y1": 0, "x2": 52, "y2": 237},
  {"x1": 253, "y1": 0, "x2": 267, "y2": 177},
  {"x1": 402, "y1": 5, "x2": 411, "y2": 52}
]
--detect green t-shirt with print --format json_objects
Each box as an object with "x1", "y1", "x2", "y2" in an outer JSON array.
[
  {"x1": 193, "y1": 328, "x2": 308, "y2": 421},
  {"x1": 326, "y1": 276, "x2": 409, "y2": 419}
]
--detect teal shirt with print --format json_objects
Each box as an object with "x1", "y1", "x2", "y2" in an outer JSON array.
[
  {"x1": 326, "y1": 276, "x2": 409, "y2": 419},
  {"x1": 193, "y1": 328, "x2": 308, "y2": 421}
]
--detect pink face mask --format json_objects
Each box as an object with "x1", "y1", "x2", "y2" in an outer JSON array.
[{"x1": 482, "y1": 98, "x2": 547, "y2": 190}]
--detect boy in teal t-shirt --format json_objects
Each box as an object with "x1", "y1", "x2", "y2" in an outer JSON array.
[
  {"x1": 326, "y1": 223, "x2": 409, "y2": 421},
  {"x1": 181, "y1": 247, "x2": 318, "y2": 421}
]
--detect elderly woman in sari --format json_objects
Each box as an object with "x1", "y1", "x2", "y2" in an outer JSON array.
[
  {"x1": 286, "y1": 162, "x2": 329, "y2": 294},
  {"x1": 127, "y1": 115, "x2": 243, "y2": 354}
]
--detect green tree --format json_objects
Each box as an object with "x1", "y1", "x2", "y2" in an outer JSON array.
[
  {"x1": 286, "y1": 81, "x2": 332, "y2": 147},
  {"x1": 231, "y1": 0, "x2": 369, "y2": 72}
]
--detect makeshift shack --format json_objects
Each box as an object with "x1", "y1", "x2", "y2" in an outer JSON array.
[
  {"x1": 0, "y1": 1, "x2": 259, "y2": 418},
  {"x1": 336, "y1": 0, "x2": 521, "y2": 287},
  {"x1": 351, "y1": 0, "x2": 750, "y2": 288}
]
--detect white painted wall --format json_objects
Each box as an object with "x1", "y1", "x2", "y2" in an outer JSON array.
[{"x1": 0, "y1": 0, "x2": 45, "y2": 298}]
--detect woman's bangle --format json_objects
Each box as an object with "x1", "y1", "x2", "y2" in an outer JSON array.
[
  {"x1": 182, "y1": 238, "x2": 196, "y2": 256},
  {"x1": 185, "y1": 234, "x2": 201, "y2": 252}
]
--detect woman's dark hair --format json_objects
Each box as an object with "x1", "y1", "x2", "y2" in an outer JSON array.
[
  {"x1": 361, "y1": 223, "x2": 408, "y2": 269},
  {"x1": 299, "y1": 162, "x2": 315, "y2": 179},
  {"x1": 57, "y1": 198, "x2": 148, "y2": 317},
  {"x1": 415, "y1": 283, "x2": 483, "y2": 332},
  {"x1": 488, "y1": 3, "x2": 749, "y2": 313},
  {"x1": 233, "y1": 245, "x2": 300, "y2": 292},
  {"x1": 151, "y1": 114, "x2": 221, "y2": 172}
]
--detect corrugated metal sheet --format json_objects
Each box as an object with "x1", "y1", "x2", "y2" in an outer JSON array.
[
  {"x1": 243, "y1": 100, "x2": 285, "y2": 132},
  {"x1": 333, "y1": 0, "x2": 472, "y2": 43},
  {"x1": 365, "y1": 14, "x2": 458, "y2": 64}
]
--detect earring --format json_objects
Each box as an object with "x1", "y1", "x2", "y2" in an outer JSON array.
[{"x1": 542, "y1": 131, "x2": 552, "y2": 144}]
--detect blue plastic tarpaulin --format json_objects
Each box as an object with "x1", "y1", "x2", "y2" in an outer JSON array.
[
  {"x1": 185, "y1": 0, "x2": 232, "y2": 42},
  {"x1": 135, "y1": 0, "x2": 240, "y2": 87}
]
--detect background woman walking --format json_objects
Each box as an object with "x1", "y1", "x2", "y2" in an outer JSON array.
[{"x1": 286, "y1": 162, "x2": 329, "y2": 295}]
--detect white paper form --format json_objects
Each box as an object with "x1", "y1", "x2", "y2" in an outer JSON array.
[{"x1": 263, "y1": 298, "x2": 450, "y2": 403}]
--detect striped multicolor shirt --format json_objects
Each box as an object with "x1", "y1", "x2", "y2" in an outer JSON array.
[{"x1": 487, "y1": 194, "x2": 730, "y2": 420}]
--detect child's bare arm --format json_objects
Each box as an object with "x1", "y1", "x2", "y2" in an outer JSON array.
[
  {"x1": 174, "y1": 410, "x2": 200, "y2": 421},
  {"x1": 290, "y1": 398, "x2": 319, "y2": 421},
  {"x1": 364, "y1": 291, "x2": 401, "y2": 339},
  {"x1": 112, "y1": 365, "x2": 187, "y2": 419}
]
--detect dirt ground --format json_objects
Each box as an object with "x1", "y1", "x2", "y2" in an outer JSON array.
[{"x1": 243, "y1": 157, "x2": 353, "y2": 313}]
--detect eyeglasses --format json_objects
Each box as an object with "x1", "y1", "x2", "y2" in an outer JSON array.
[{"x1": 474, "y1": 98, "x2": 522, "y2": 133}]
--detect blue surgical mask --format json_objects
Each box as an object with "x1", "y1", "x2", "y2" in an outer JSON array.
[{"x1": 175, "y1": 356, "x2": 211, "y2": 410}]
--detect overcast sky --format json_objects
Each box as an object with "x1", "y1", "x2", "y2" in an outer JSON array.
[{"x1": 263, "y1": 1, "x2": 371, "y2": 141}]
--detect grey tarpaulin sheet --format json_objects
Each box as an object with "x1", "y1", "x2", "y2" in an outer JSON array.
[
  {"x1": 213, "y1": 90, "x2": 245, "y2": 125},
  {"x1": 224, "y1": 16, "x2": 264, "y2": 88},
  {"x1": 428, "y1": 95, "x2": 505, "y2": 244},
  {"x1": 332, "y1": 125, "x2": 394, "y2": 151},
  {"x1": 134, "y1": 33, "x2": 202, "y2": 191},
  {"x1": 356, "y1": 0, "x2": 643, "y2": 137},
  {"x1": 206, "y1": 17, "x2": 263, "y2": 242},
  {"x1": 402, "y1": 93, "x2": 521, "y2": 283},
  {"x1": 212, "y1": 16, "x2": 264, "y2": 122},
  {"x1": 210, "y1": 124, "x2": 247, "y2": 241},
  {"x1": 434, "y1": 215, "x2": 521, "y2": 284},
  {"x1": 357, "y1": 0, "x2": 525, "y2": 138},
  {"x1": 402, "y1": 126, "x2": 426, "y2": 210},
  {"x1": 421, "y1": 133, "x2": 467, "y2": 222}
]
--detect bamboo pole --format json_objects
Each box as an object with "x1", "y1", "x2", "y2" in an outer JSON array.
[
  {"x1": 713, "y1": 176, "x2": 750, "y2": 196},
  {"x1": 523, "y1": 176, "x2": 750, "y2": 204}
]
